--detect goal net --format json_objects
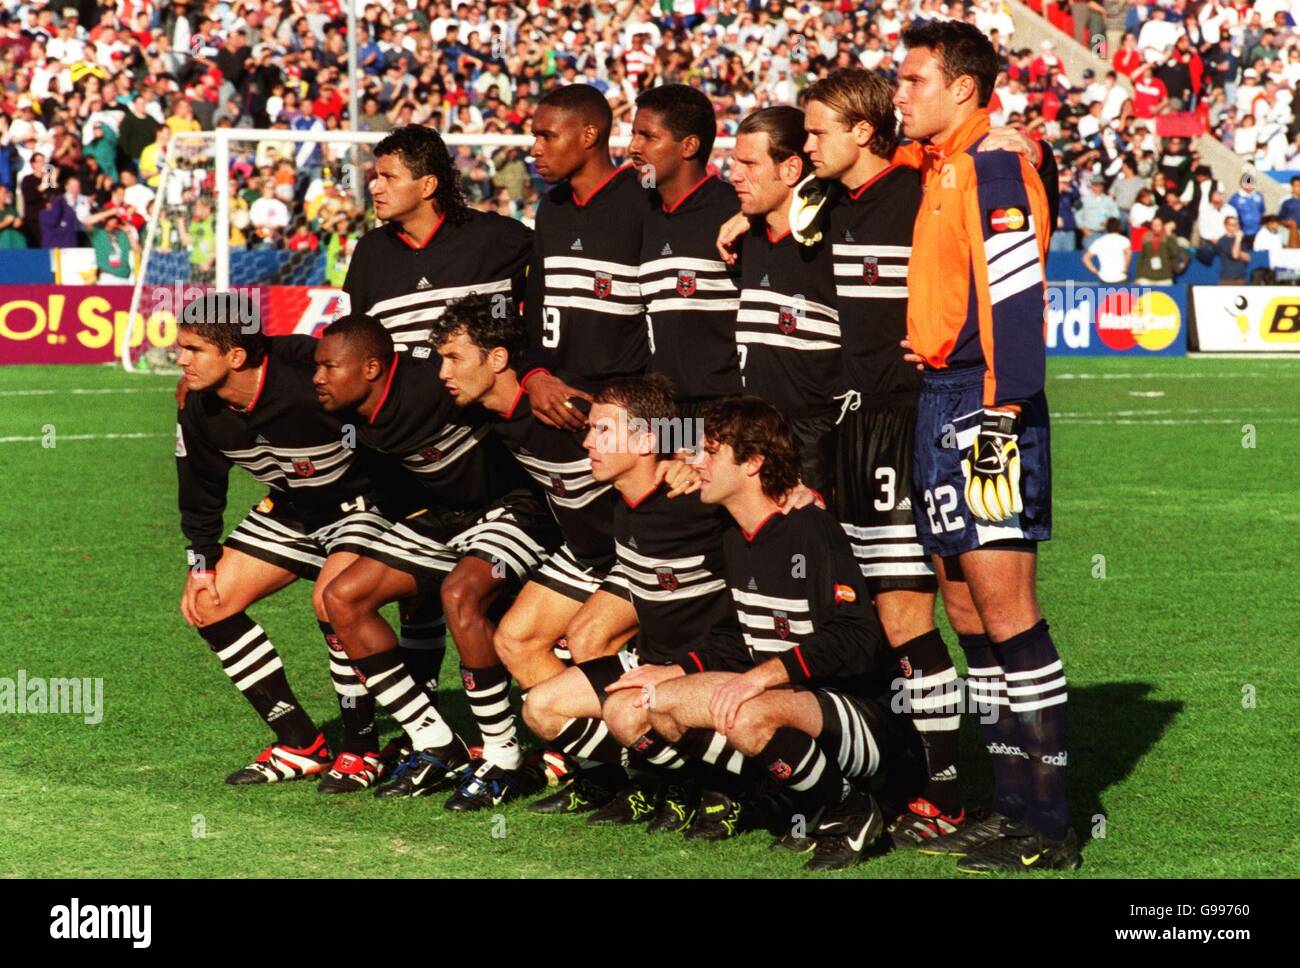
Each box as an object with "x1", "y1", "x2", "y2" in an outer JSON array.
[{"x1": 122, "y1": 127, "x2": 735, "y2": 372}]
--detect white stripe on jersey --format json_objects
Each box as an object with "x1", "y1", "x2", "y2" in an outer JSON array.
[
  {"x1": 638, "y1": 256, "x2": 733, "y2": 275},
  {"x1": 736, "y1": 308, "x2": 841, "y2": 338},
  {"x1": 831, "y1": 244, "x2": 912, "y2": 258},
  {"x1": 616, "y1": 541, "x2": 707, "y2": 571},
  {"x1": 731, "y1": 587, "x2": 810, "y2": 612},
  {"x1": 738, "y1": 290, "x2": 839, "y2": 319},
  {"x1": 368, "y1": 278, "x2": 512, "y2": 316},
  {"x1": 640, "y1": 276, "x2": 738, "y2": 296},
  {"x1": 833, "y1": 284, "x2": 909, "y2": 299},
  {"x1": 543, "y1": 295, "x2": 645, "y2": 316},
  {"x1": 735, "y1": 332, "x2": 839, "y2": 352},
  {"x1": 546, "y1": 273, "x2": 641, "y2": 298},
  {"x1": 645, "y1": 297, "x2": 741, "y2": 314},
  {"x1": 543, "y1": 256, "x2": 640, "y2": 277}
]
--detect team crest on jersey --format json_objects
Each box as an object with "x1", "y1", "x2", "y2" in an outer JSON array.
[
  {"x1": 293, "y1": 459, "x2": 317, "y2": 477},
  {"x1": 676, "y1": 270, "x2": 696, "y2": 297},
  {"x1": 862, "y1": 255, "x2": 879, "y2": 284},
  {"x1": 656, "y1": 566, "x2": 679, "y2": 591},
  {"x1": 411, "y1": 345, "x2": 432, "y2": 359},
  {"x1": 773, "y1": 611, "x2": 790, "y2": 639},
  {"x1": 594, "y1": 271, "x2": 613, "y2": 299},
  {"x1": 769, "y1": 759, "x2": 792, "y2": 780},
  {"x1": 550, "y1": 474, "x2": 567, "y2": 497},
  {"x1": 420, "y1": 446, "x2": 443, "y2": 464},
  {"x1": 460, "y1": 670, "x2": 476, "y2": 691},
  {"x1": 898, "y1": 656, "x2": 913, "y2": 678},
  {"x1": 778, "y1": 308, "x2": 798, "y2": 334}
]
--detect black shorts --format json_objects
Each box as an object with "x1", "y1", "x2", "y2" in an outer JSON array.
[
  {"x1": 813, "y1": 688, "x2": 925, "y2": 788},
  {"x1": 788, "y1": 408, "x2": 837, "y2": 497},
  {"x1": 532, "y1": 544, "x2": 633, "y2": 604},
  {"x1": 578, "y1": 649, "x2": 642, "y2": 706},
  {"x1": 833, "y1": 404, "x2": 937, "y2": 594},
  {"x1": 224, "y1": 495, "x2": 391, "y2": 581}
]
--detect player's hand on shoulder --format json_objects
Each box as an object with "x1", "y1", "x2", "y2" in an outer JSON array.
[
  {"x1": 980, "y1": 125, "x2": 1041, "y2": 165},
  {"x1": 778, "y1": 482, "x2": 825, "y2": 513},
  {"x1": 524, "y1": 371, "x2": 592, "y2": 431},
  {"x1": 716, "y1": 210, "x2": 750, "y2": 265},
  {"x1": 607, "y1": 663, "x2": 686, "y2": 707},
  {"x1": 180, "y1": 570, "x2": 220, "y2": 627},
  {"x1": 659, "y1": 452, "x2": 702, "y2": 497}
]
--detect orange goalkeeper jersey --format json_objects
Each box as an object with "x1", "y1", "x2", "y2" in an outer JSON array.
[{"x1": 905, "y1": 110, "x2": 1050, "y2": 407}]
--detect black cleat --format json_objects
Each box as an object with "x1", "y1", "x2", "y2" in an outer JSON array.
[
  {"x1": 377, "y1": 736, "x2": 412, "y2": 778},
  {"x1": 317, "y1": 751, "x2": 382, "y2": 794},
  {"x1": 645, "y1": 782, "x2": 698, "y2": 834},
  {"x1": 444, "y1": 761, "x2": 547, "y2": 812},
  {"x1": 957, "y1": 826, "x2": 1082, "y2": 873},
  {"x1": 528, "y1": 765, "x2": 624, "y2": 814},
  {"x1": 684, "y1": 790, "x2": 744, "y2": 841},
  {"x1": 374, "y1": 739, "x2": 471, "y2": 799},
  {"x1": 915, "y1": 809, "x2": 1021, "y2": 857},
  {"x1": 805, "y1": 792, "x2": 885, "y2": 872},
  {"x1": 889, "y1": 797, "x2": 970, "y2": 849},
  {"x1": 586, "y1": 782, "x2": 657, "y2": 826}
]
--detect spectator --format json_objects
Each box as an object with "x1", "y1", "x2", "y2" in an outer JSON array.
[
  {"x1": 248, "y1": 179, "x2": 290, "y2": 248},
  {"x1": 38, "y1": 182, "x2": 80, "y2": 247},
  {"x1": 138, "y1": 125, "x2": 170, "y2": 189},
  {"x1": 0, "y1": 184, "x2": 26, "y2": 248},
  {"x1": 1077, "y1": 174, "x2": 1121, "y2": 238},
  {"x1": 1252, "y1": 213, "x2": 1288, "y2": 252},
  {"x1": 1134, "y1": 217, "x2": 1187, "y2": 285},
  {"x1": 1278, "y1": 177, "x2": 1300, "y2": 245},
  {"x1": 117, "y1": 94, "x2": 161, "y2": 165},
  {"x1": 1198, "y1": 190, "x2": 1239, "y2": 245},
  {"x1": 1215, "y1": 215, "x2": 1251, "y2": 283},
  {"x1": 90, "y1": 209, "x2": 135, "y2": 284},
  {"x1": 1228, "y1": 180, "x2": 1267, "y2": 244},
  {"x1": 1083, "y1": 216, "x2": 1133, "y2": 283}
]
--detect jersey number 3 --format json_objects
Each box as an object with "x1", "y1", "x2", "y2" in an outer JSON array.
[{"x1": 542, "y1": 307, "x2": 561, "y2": 348}]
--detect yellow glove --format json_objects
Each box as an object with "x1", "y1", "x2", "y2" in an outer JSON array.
[{"x1": 961, "y1": 409, "x2": 1024, "y2": 522}]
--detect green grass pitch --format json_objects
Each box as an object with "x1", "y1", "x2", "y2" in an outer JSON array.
[{"x1": 1, "y1": 357, "x2": 1297, "y2": 878}]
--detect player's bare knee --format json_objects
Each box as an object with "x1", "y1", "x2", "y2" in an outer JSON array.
[
  {"x1": 322, "y1": 576, "x2": 364, "y2": 629},
  {"x1": 521, "y1": 683, "x2": 563, "y2": 740},
  {"x1": 440, "y1": 572, "x2": 483, "y2": 631},
  {"x1": 647, "y1": 707, "x2": 684, "y2": 743},
  {"x1": 727, "y1": 704, "x2": 777, "y2": 757},
  {"x1": 564, "y1": 619, "x2": 610, "y2": 663},
  {"x1": 603, "y1": 692, "x2": 648, "y2": 747}
]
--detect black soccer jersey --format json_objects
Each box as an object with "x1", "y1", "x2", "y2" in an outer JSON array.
[
  {"x1": 639, "y1": 175, "x2": 743, "y2": 400},
  {"x1": 525, "y1": 164, "x2": 653, "y2": 388},
  {"x1": 176, "y1": 336, "x2": 377, "y2": 570},
  {"x1": 487, "y1": 387, "x2": 617, "y2": 565},
  {"x1": 614, "y1": 483, "x2": 735, "y2": 665},
  {"x1": 827, "y1": 166, "x2": 923, "y2": 408},
  {"x1": 350, "y1": 348, "x2": 533, "y2": 513},
  {"x1": 343, "y1": 208, "x2": 531, "y2": 348},
  {"x1": 683, "y1": 505, "x2": 891, "y2": 697},
  {"x1": 735, "y1": 223, "x2": 843, "y2": 417}
]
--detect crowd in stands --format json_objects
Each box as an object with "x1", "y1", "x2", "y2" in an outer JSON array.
[{"x1": 1, "y1": 0, "x2": 1298, "y2": 286}]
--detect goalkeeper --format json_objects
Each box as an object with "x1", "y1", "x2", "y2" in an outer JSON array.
[{"x1": 895, "y1": 21, "x2": 1076, "y2": 872}]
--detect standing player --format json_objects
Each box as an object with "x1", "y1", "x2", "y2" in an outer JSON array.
[
  {"x1": 610, "y1": 397, "x2": 926, "y2": 871},
  {"x1": 727, "y1": 105, "x2": 842, "y2": 494},
  {"x1": 894, "y1": 20, "x2": 1077, "y2": 871},
  {"x1": 521, "y1": 85, "x2": 654, "y2": 429},
  {"x1": 631, "y1": 84, "x2": 743, "y2": 412},
  {"x1": 175, "y1": 292, "x2": 393, "y2": 784},
  {"x1": 312, "y1": 312, "x2": 554, "y2": 803}
]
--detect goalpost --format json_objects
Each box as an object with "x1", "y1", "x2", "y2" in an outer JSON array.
[{"x1": 122, "y1": 127, "x2": 736, "y2": 373}]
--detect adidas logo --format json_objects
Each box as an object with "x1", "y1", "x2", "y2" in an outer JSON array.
[
  {"x1": 570, "y1": 238, "x2": 584, "y2": 251},
  {"x1": 255, "y1": 434, "x2": 269, "y2": 444},
  {"x1": 266, "y1": 701, "x2": 295, "y2": 723},
  {"x1": 844, "y1": 229, "x2": 855, "y2": 242},
  {"x1": 930, "y1": 765, "x2": 959, "y2": 781},
  {"x1": 660, "y1": 242, "x2": 673, "y2": 256},
  {"x1": 747, "y1": 577, "x2": 758, "y2": 591},
  {"x1": 416, "y1": 276, "x2": 431, "y2": 290},
  {"x1": 986, "y1": 742, "x2": 1030, "y2": 759},
  {"x1": 1041, "y1": 752, "x2": 1068, "y2": 766},
  {"x1": 760, "y1": 274, "x2": 770, "y2": 287},
  {"x1": 897, "y1": 495, "x2": 912, "y2": 511}
]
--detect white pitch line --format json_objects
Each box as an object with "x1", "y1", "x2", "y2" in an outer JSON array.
[
  {"x1": 0, "y1": 432, "x2": 169, "y2": 444},
  {"x1": 1052, "y1": 369, "x2": 1298, "y2": 380},
  {"x1": 1051, "y1": 407, "x2": 1292, "y2": 418},
  {"x1": 1054, "y1": 417, "x2": 1300, "y2": 426},
  {"x1": 0, "y1": 387, "x2": 175, "y2": 397}
]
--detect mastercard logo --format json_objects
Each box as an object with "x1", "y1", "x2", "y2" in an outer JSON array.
[
  {"x1": 989, "y1": 207, "x2": 1026, "y2": 232},
  {"x1": 1096, "y1": 291, "x2": 1181, "y2": 351}
]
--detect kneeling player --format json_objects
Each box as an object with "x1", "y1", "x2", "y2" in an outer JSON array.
[
  {"x1": 610, "y1": 398, "x2": 926, "y2": 870},
  {"x1": 176, "y1": 292, "x2": 395, "y2": 785}
]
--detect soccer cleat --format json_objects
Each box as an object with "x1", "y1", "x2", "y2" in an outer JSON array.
[
  {"x1": 317, "y1": 751, "x2": 382, "y2": 794},
  {"x1": 444, "y1": 761, "x2": 547, "y2": 812},
  {"x1": 915, "y1": 809, "x2": 1022, "y2": 857},
  {"x1": 805, "y1": 792, "x2": 885, "y2": 872},
  {"x1": 377, "y1": 736, "x2": 412, "y2": 778},
  {"x1": 528, "y1": 749, "x2": 572, "y2": 787},
  {"x1": 225, "y1": 733, "x2": 331, "y2": 785},
  {"x1": 373, "y1": 739, "x2": 471, "y2": 799},
  {"x1": 956, "y1": 826, "x2": 1082, "y2": 873},
  {"x1": 645, "y1": 782, "x2": 698, "y2": 834},
  {"x1": 684, "y1": 790, "x2": 743, "y2": 841},
  {"x1": 888, "y1": 797, "x2": 969, "y2": 848},
  {"x1": 528, "y1": 766, "x2": 623, "y2": 814},
  {"x1": 586, "y1": 782, "x2": 657, "y2": 826}
]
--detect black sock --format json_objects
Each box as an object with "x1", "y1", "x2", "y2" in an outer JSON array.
[
  {"x1": 994, "y1": 620, "x2": 1069, "y2": 840},
  {"x1": 895, "y1": 629, "x2": 961, "y2": 815},
  {"x1": 398, "y1": 612, "x2": 447, "y2": 699},
  {"x1": 320, "y1": 621, "x2": 376, "y2": 754},
  {"x1": 756, "y1": 727, "x2": 846, "y2": 807},
  {"x1": 960, "y1": 631, "x2": 1025, "y2": 822},
  {"x1": 628, "y1": 728, "x2": 688, "y2": 772},
  {"x1": 461, "y1": 663, "x2": 521, "y2": 769},
  {"x1": 672, "y1": 727, "x2": 749, "y2": 777},
  {"x1": 198, "y1": 612, "x2": 316, "y2": 747},
  {"x1": 353, "y1": 649, "x2": 456, "y2": 752},
  {"x1": 553, "y1": 717, "x2": 626, "y2": 769}
]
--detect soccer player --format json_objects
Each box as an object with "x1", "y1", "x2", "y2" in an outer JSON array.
[
  {"x1": 726, "y1": 105, "x2": 842, "y2": 494},
  {"x1": 609, "y1": 397, "x2": 925, "y2": 871},
  {"x1": 313, "y1": 312, "x2": 556, "y2": 804},
  {"x1": 631, "y1": 84, "x2": 743, "y2": 411},
  {"x1": 522, "y1": 375, "x2": 742, "y2": 833},
  {"x1": 521, "y1": 84, "x2": 654, "y2": 429},
  {"x1": 175, "y1": 292, "x2": 394, "y2": 785},
  {"x1": 894, "y1": 20, "x2": 1077, "y2": 871}
]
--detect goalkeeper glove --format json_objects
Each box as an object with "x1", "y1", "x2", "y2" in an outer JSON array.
[
  {"x1": 788, "y1": 174, "x2": 830, "y2": 245},
  {"x1": 961, "y1": 408, "x2": 1023, "y2": 522}
]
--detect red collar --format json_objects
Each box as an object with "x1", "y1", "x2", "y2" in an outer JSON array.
[
  {"x1": 495, "y1": 379, "x2": 527, "y2": 419},
  {"x1": 622, "y1": 480, "x2": 661, "y2": 509},
  {"x1": 367, "y1": 354, "x2": 399, "y2": 425},
  {"x1": 766, "y1": 225, "x2": 792, "y2": 244},
  {"x1": 848, "y1": 163, "x2": 900, "y2": 200},
  {"x1": 573, "y1": 163, "x2": 633, "y2": 208},
  {"x1": 662, "y1": 172, "x2": 714, "y2": 214},
  {"x1": 741, "y1": 508, "x2": 781, "y2": 542},
  {"x1": 395, "y1": 213, "x2": 445, "y2": 249},
  {"x1": 229, "y1": 358, "x2": 268, "y2": 414}
]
